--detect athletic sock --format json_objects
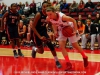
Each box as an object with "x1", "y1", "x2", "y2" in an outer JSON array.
[
  {"x1": 80, "y1": 51, "x2": 87, "y2": 58},
  {"x1": 54, "y1": 56, "x2": 59, "y2": 61},
  {"x1": 64, "y1": 55, "x2": 70, "y2": 62}
]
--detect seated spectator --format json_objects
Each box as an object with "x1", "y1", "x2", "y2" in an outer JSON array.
[
  {"x1": 47, "y1": 0, "x2": 52, "y2": 6},
  {"x1": 54, "y1": 0, "x2": 61, "y2": 12},
  {"x1": 77, "y1": 15, "x2": 85, "y2": 23},
  {"x1": 84, "y1": 0, "x2": 94, "y2": 10},
  {"x1": 17, "y1": 2, "x2": 23, "y2": 8},
  {"x1": 18, "y1": 20, "x2": 27, "y2": 46},
  {"x1": 69, "y1": 0, "x2": 78, "y2": 13},
  {"x1": 17, "y1": 5, "x2": 24, "y2": 16},
  {"x1": 86, "y1": 14, "x2": 93, "y2": 23},
  {"x1": 93, "y1": 2, "x2": 100, "y2": 14},
  {"x1": 93, "y1": 13, "x2": 100, "y2": 24},
  {"x1": 77, "y1": 0, "x2": 85, "y2": 12},
  {"x1": 60, "y1": 0, "x2": 69, "y2": 11},
  {"x1": 21, "y1": 15, "x2": 29, "y2": 27},
  {"x1": 52, "y1": 0, "x2": 57, "y2": 6},
  {"x1": 2, "y1": 5, "x2": 7, "y2": 15},
  {"x1": 77, "y1": 20, "x2": 85, "y2": 36},
  {"x1": 27, "y1": 19, "x2": 34, "y2": 47},
  {"x1": 81, "y1": 19, "x2": 97, "y2": 50},
  {"x1": 59, "y1": 0, "x2": 63, "y2": 5},
  {"x1": 93, "y1": 13, "x2": 100, "y2": 49}
]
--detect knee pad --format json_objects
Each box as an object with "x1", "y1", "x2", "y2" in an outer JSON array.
[{"x1": 46, "y1": 41, "x2": 55, "y2": 51}]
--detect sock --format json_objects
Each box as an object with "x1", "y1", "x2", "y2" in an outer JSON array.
[
  {"x1": 64, "y1": 55, "x2": 70, "y2": 62},
  {"x1": 54, "y1": 56, "x2": 58, "y2": 61},
  {"x1": 80, "y1": 51, "x2": 87, "y2": 58},
  {"x1": 32, "y1": 46, "x2": 38, "y2": 51}
]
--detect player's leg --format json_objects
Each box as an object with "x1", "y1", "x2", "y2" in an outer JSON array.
[
  {"x1": 8, "y1": 27, "x2": 19, "y2": 58},
  {"x1": 10, "y1": 39, "x2": 19, "y2": 58},
  {"x1": 44, "y1": 33, "x2": 62, "y2": 68},
  {"x1": 32, "y1": 35, "x2": 44, "y2": 58},
  {"x1": 58, "y1": 40, "x2": 72, "y2": 70},
  {"x1": 15, "y1": 28, "x2": 24, "y2": 57},
  {"x1": 69, "y1": 35, "x2": 88, "y2": 67},
  {"x1": 46, "y1": 39, "x2": 62, "y2": 68}
]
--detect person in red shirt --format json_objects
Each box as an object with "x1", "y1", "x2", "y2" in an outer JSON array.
[
  {"x1": 78, "y1": 0, "x2": 85, "y2": 12},
  {"x1": 29, "y1": 0, "x2": 36, "y2": 14}
]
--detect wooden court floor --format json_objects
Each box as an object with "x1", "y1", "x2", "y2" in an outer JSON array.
[{"x1": 0, "y1": 45, "x2": 100, "y2": 75}]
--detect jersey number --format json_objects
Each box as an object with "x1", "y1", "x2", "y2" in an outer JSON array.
[{"x1": 12, "y1": 19, "x2": 15, "y2": 23}]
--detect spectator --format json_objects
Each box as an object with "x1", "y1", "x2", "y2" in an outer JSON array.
[
  {"x1": 2, "y1": 5, "x2": 7, "y2": 16},
  {"x1": 69, "y1": 0, "x2": 78, "y2": 12},
  {"x1": 77, "y1": 20, "x2": 85, "y2": 36},
  {"x1": 47, "y1": 0, "x2": 52, "y2": 6},
  {"x1": 60, "y1": 0, "x2": 69, "y2": 11},
  {"x1": 18, "y1": 20, "x2": 27, "y2": 46},
  {"x1": 93, "y1": 2, "x2": 100, "y2": 14},
  {"x1": 78, "y1": 0, "x2": 85, "y2": 12},
  {"x1": 54, "y1": 0, "x2": 61, "y2": 12},
  {"x1": 84, "y1": 0, "x2": 94, "y2": 9},
  {"x1": 18, "y1": 2, "x2": 23, "y2": 8},
  {"x1": 23, "y1": 2, "x2": 30, "y2": 17},
  {"x1": 93, "y1": 13, "x2": 100, "y2": 24},
  {"x1": 93, "y1": 13, "x2": 100, "y2": 49},
  {"x1": 52, "y1": 0, "x2": 57, "y2": 6},
  {"x1": 17, "y1": 5, "x2": 24, "y2": 16},
  {"x1": 59, "y1": 0, "x2": 63, "y2": 5},
  {"x1": 21, "y1": 15, "x2": 29, "y2": 27},
  {"x1": 77, "y1": 15, "x2": 85, "y2": 23},
  {"x1": 81, "y1": 19, "x2": 97, "y2": 50},
  {"x1": 29, "y1": 0, "x2": 36, "y2": 14}
]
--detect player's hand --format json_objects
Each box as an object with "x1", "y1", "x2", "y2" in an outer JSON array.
[
  {"x1": 40, "y1": 36, "x2": 47, "y2": 41},
  {"x1": 85, "y1": 34, "x2": 89, "y2": 38}
]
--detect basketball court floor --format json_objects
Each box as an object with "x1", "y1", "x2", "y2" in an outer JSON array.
[{"x1": 0, "y1": 45, "x2": 100, "y2": 75}]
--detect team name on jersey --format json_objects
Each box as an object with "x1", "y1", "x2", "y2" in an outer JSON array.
[{"x1": 9, "y1": 15, "x2": 18, "y2": 19}]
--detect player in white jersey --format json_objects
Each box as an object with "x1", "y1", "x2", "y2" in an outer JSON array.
[{"x1": 46, "y1": 6, "x2": 88, "y2": 71}]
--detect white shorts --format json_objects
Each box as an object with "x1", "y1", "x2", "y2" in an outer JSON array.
[{"x1": 56, "y1": 29, "x2": 80, "y2": 43}]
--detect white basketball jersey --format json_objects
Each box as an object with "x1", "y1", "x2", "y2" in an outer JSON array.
[{"x1": 50, "y1": 12, "x2": 73, "y2": 30}]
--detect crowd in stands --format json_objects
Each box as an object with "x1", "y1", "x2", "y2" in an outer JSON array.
[{"x1": 0, "y1": 0, "x2": 100, "y2": 51}]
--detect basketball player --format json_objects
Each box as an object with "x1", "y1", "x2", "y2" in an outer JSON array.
[
  {"x1": 46, "y1": 6, "x2": 88, "y2": 71},
  {"x1": 2, "y1": 3, "x2": 24, "y2": 58},
  {"x1": 31, "y1": 1, "x2": 61, "y2": 68}
]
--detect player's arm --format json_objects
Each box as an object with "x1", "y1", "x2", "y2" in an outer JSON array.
[
  {"x1": 62, "y1": 15, "x2": 78, "y2": 33},
  {"x1": 32, "y1": 12, "x2": 41, "y2": 39},
  {"x1": 46, "y1": 17, "x2": 58, "y2": 37}
]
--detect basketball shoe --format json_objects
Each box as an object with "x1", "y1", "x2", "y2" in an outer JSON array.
[
  {"x1": 65, "y1": 62, "x2": 73, "y2": 71},
  {"x1": 32, "y1": 46, "x2": 36, "y2": 58},
  {"x1": 18, "y1": 49, "x2": 24, "y2": 57},
  {"x1": 56, "y1": 61, "x2": 62, "y2": 68},
  {"x1": 13, "y1": 50, "x2": 18, "y2": 58}
]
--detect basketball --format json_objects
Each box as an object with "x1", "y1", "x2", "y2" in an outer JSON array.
[{"x1": 62, "y1": 26, "x2": 74, "y2": 37}]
